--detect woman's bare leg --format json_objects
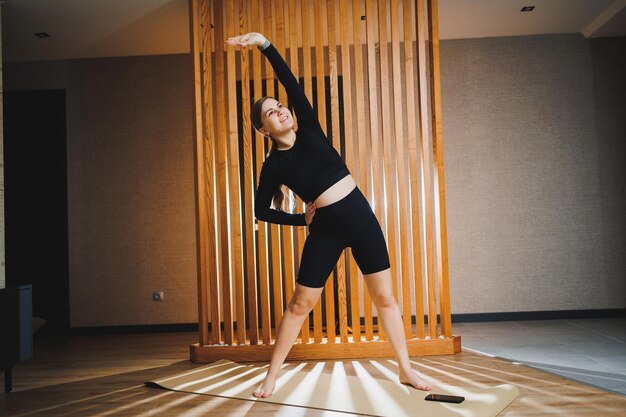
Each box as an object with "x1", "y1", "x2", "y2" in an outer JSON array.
[
  {"x1": 363, "y1": 268, "x2": 434, "y2": 391},
  {"x1": 253, "y1": 283, "x2": 324, "y2": 398}
]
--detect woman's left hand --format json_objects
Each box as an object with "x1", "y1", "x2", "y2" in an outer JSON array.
[{"x1": 226, "y1": 32, "x2": 267, "y2": 48}]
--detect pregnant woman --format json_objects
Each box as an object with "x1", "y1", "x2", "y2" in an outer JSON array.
[{"x1": 226, "y1": 32, "x2": 434, "y2": 398}]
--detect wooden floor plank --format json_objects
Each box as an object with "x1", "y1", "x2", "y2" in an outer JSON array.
[{"x1": 1, "y1": 332, "x2": 624, "y2": 416}]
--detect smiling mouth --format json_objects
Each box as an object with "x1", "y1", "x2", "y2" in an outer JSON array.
[{"x1": 280, "y1": 116, "x2": 288, "y2": 122}]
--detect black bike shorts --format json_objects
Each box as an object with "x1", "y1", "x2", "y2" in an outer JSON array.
[{"x1": 297, "y1": 186, "x2": 391, "y2": 288}]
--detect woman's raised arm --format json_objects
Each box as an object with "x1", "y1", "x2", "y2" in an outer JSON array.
[{"x1": 226, "y1": 32, "x2": 321, "y2": 133}]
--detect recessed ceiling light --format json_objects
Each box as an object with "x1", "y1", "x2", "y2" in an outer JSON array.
[
  {"x1": 35, "y1": 32, "x2": 50, "y2": 38},
  {"x1": 521, "y1": 6, "x2": 535, "y2": 12}
]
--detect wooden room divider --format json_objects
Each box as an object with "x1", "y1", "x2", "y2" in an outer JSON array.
[{"x1": 189, "y1": 0, "x2": 461, "y2": 362}]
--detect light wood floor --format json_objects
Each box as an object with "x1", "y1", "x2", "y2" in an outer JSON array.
[{"x1": 1, "y1": 332, "x2": 625, "y2": 416}]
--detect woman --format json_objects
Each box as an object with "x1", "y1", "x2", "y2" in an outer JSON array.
[{"x1": 226, "y1": 32, "x2": 434, "y2": 398}]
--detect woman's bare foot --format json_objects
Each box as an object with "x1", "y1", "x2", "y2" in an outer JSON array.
[
  {"x1": 399, "y1": 368, "x2": 434, "y2": 391},
  {"x1": 252, "y1": 374, "x2": 276, "y2": 398}
]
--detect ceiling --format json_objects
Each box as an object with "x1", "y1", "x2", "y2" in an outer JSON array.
[{"x1": 1, "y1": 0, "x2": 624, "y2": 63}]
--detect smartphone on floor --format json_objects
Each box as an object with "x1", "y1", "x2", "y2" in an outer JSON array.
[{"x1": 424, "y1": 393, "x2": 465, "y2": 404}]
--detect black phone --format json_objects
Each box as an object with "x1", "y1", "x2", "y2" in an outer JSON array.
[{"x1": 424, "y1": 393, "x2": 465, "y2": 404}]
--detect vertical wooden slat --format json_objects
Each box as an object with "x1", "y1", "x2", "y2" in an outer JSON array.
[
  {"x1": 270, "y1": 212, "x2": 284, "y2": 333},
  {"x1": 339, "y1": 0, "x2": 361, "y2": 344},
  {"x1": 273, "y1": 0, "x2": 298, "y2": 328},
  {"x1": 287, "y1": 0, "x2": 310, "y2": 345},
  {"x1": 213, "y1": 0, "x2": 234, "y2": 345},
  {"x1": 415, "y1": 0, "x2": 438, "y2": 339},
  {"x1": 353, "y1": 0, "x2": 374, "y2": 342},
  {"x1": 201, "y1": 0, "x2": 222, "y2": 345},
  {"x1": 347, "y1": 259, "x2": 360, "y2": 341},
  {"x1": 278, "y1": 0, "x2": 297, "y2": 311},
  {"x1": 351, "y1": 0, "x2": 367, "y2": 198},
  {"x1": 390, "y1": 0, "x2": 413, "y2": 338},
  {"x1": 262, "y1": 0, "x2": 276, "y2": 328},
  {"x1": 287, "y1": 0, "x2": 298, "y2": 110},
  {"x1": 313, "y1": 0, "x2": 336, "y2": 344},
  {"x1": 375, "y1": 0, "x2": 393, "y2": 342},
  {"x1": 327, "y1": 0, "x2": 349, "y2": 344},
  {"x1": 263, "y1": 0, "x2": 284, "y2": 338},
  {"x1": 301, "y1": 0, "x2": 323, "y2": 345},
  {"x1": 190, "y1": 0, "x2": 209, "y2": 346},
  {"x1": 225, "y1": 0, "x2": 247, "y2": 345},
  {"x1": 294, "y1": 0, "x2": 313, "y2": 345},
  {"x1": 364, "y1": 0, "x2": 384, "y2": 340},
  {"x1": 427, "y1": 0, "x2": 451, "y2": 338},
  {"x1": 239, "y1": 0, "x2": 258, "y2": 345},
  {"x1": 404, "y1": 0, "x2": 425, "y2": 340},
  {"x1": 341, "y1": 1, "x2": 361, "y2": 344},
  {"x1": 376, "y1": 0, "x2": 399, "y2": 323},
  {"x1": 249, "y1": 0, "x2": 271, "y2": 345}
]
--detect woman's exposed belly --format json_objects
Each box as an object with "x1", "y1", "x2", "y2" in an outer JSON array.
[{"x1": 313, "y1": 174, "x2": 357, "y2": 208}]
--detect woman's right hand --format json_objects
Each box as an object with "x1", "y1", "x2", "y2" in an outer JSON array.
[
  {"x1": 226, "y1": 32, "x2": 267, "y2": 48},
  {"x1": 305, "y1": 202, "x2": 316, "y2": 226}
]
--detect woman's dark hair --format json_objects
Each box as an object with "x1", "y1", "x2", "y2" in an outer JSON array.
[
  {"x1": 252, "y1": 96, "x2": 290, "y2": 213},
  {"x1": 251, "y1": 96, "x2": 270, "y2": 134}
]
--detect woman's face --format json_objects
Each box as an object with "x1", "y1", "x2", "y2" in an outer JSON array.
[{"x1": 259, "y1": 98, "x2": 294, "y2": 136}]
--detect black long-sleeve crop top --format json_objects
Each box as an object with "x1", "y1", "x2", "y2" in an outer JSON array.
[{"x1": 254, "y1": 42, "x2": 351, "y2": 226}]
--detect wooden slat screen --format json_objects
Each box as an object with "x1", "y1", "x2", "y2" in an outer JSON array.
[{"x1": 189, "y1": 0, "x2": 460, "y2": 361}]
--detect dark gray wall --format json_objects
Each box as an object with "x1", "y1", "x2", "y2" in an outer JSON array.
[
  {"x1": 590, "y1": 36, "x2": 626, "y2": 310},
  {"x1": 441, "y1": 34, "x2": 625, "y2": 313},
  {"x1": 5, "y1": 54, "x2": 198, "y2": 326}
]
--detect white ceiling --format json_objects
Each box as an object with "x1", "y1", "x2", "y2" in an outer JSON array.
[{"x1": 1, "y1": 0, "x2": 624, "y2": 63}]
